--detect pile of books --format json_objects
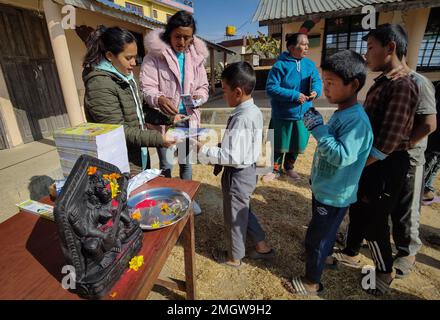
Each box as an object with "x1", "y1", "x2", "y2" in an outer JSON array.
[{"x1": 53, "y1": 123, "x2": 130, "y2": 177}]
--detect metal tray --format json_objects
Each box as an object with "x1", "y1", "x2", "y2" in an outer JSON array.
[{"x1": 127, "y1": 187, "x2": 191, "y2": 230}]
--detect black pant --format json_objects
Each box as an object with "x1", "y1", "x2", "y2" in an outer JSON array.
[
  {"x1": 391, "y1": 164, "x2": 421, "y2": 257},
  {"x1": 305, "y1": 197, "x2": 348, "y2": 283},
  {"x1": 344, "y1": 151, "x2": 411, "y2": 274}
]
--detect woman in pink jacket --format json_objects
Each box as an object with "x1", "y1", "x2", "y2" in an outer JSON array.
[
  {"x1": 140, "y1": 11, "x2": 209, "y2": 213},
  {"x1": 140, "y1": 11, "x2": 209, "y2": 188}
]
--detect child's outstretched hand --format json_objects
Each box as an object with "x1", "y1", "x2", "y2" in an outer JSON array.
[
  {"x1": 189, "y1": 138, "x2": 204, "y2": 151},
  {"x1": 173, "y1": 114, "x2": 190, "y2": 125},
  {"x1": 162, "y1": 132, "x2": 177, "y2": 148},
  {"x1": 303, "y1": 108, "x2": 324, "y2": 131}
]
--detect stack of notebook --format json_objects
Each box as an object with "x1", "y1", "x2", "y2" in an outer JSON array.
[{"x1": 53, "y1": 123, "x2": 130, "y2": 177}]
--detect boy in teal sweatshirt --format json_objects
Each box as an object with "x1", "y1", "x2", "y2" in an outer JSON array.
[{"x1": 283, "y1": 50, "x2": 373, "y2": 295}]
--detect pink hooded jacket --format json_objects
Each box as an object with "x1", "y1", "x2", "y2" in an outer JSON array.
[{"x1": 140, "y1": 29, "x2": 209, "y2": 134}]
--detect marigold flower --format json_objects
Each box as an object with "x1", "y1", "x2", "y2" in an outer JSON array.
[
  {"x1": 160, "y1": 203, "x2": 171, "y2": 215},
  {"x1": 109, "y1": 173, "x2": 121, "y2": 180},
  {"x1": 87, "y1": 166, "x2": 97, "y2": 175},
  {"x1": 129, "y1": 255, "x2": 144, "y2": 271},
  {"x1": 131, "y1": 210, "x2": 141, "y2": 221}
]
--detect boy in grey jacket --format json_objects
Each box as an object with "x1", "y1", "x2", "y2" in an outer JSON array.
[{"x1": 196, "y1": 62, "x2": 275, "y2": 267}]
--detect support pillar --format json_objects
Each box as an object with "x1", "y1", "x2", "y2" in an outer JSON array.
[
  {"x1": 403, "y1": 8, "x2": 430, "y2": 70},
  {"x1": 43, "y1": 0, "x2": 84, "y2": 126}
]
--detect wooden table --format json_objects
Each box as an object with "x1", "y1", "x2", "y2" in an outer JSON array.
[{"x1": 0, "y1": 177, "x2": 200, "y2": 300}]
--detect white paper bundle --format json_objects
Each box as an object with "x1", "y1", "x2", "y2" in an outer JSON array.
[{"x1": 54, "y1": 123, "x2": 130, "y2": 176}]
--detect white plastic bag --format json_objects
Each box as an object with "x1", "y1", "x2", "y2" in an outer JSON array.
[{"x1": 127, "y1": 169, "x2": 162, "y2": 197}]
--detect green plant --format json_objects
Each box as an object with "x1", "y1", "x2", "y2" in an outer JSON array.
[
  {"x1": 207, "y1": 62, "x2": 225, "y2": 87},
  {"x1": 246, "y1": 31, "x2": 280, "y2": 59},
  {"x1": 214, "y1": 62, "x2": 225, "y2": 84}
]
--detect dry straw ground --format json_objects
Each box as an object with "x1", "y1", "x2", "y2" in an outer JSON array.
[{"x1": 150, "y1": 138, "x2": 440, "y2": 300}]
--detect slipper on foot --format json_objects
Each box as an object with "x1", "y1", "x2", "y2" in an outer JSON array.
[
  {"x1": 212, "y1": 249, "x2": 242, "y2": 269},
  {"x1": 247, "y1": 248, "x2": 276, "y2": 260},
  {"x1": 393, "y1": 256, "x2": 415, "y2": 279},
  {"x1": 324, "y1": 258, "x2": 338, "y2": 270},
  {"x1": 282, "y1": 276, "x2": 324, "y2": 296},
  {"x1": 362, "y1": 276, "x2": 393, "y2": 296},
  {"x1": 333, "y1": 250, "x2": 361, "y2": 268}
]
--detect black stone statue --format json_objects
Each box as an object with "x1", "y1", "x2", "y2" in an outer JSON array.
[{"x1": 54, "y1": 155, "x2": 143, "y2": 299}]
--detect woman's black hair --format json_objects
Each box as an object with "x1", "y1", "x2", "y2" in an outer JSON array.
[
  {"x1": 161, "y1": 10, "x2": 197, "y2": 44},
  {"x1": 286, "y1": 32, "x2": 307, "y2": 48},
  {"x1": 83, "y1": 25, "x2": 137, "y2": 68}
]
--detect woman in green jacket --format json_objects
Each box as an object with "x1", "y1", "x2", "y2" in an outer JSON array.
[{"x1": 83, "y1": 25, "x2": 176, "y2": 174}]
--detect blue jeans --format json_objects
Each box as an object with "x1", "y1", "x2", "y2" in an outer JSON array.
[
  {"x1": 157, "y1": 138, "x2": 193, "y2": 180},
  {"x1": 305, "y1": 196, "x2": 348, "y2": 284},
  {"x1": 424, "y1": 151, "x2": 440, "y2": 193}
]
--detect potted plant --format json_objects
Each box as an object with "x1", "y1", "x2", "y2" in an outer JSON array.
[{"x1": 246, "y1": 31, "x2": 280, "y2": 66}]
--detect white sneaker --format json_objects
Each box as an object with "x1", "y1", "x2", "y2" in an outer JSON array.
[{"x1": 192, "y1": 201, "x2": 202, "y2": 216}]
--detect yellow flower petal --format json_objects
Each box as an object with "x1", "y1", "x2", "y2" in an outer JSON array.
[
  {"x1": 151, "y1": 220, "x2": 161, "y2": 229},
  {"x1": 160, "y1": 203, "x2": 171, "y2": 215},
  {"x1": 110, "y1": 181, "x2": 120, "y2": 198},
  {"x1": 129, "y1": 255, "x2": 144, "y2": 271}
]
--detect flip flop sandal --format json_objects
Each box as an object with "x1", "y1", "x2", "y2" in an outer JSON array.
[
  {"x1": 425, "y1": 234, "x2": 440, "y2": 247},
  {"x1": 362, "y1": 276, "x2": 393, "y2": 296},
  {"x1": 282, "y1": 276, "x2": 324, "y2": 296},
  {"x1": 262, "y1": 172, "x2": 281, "y2": 183},
  {"x1": 247, "y1": 248, "x2": 276, "y2": 260},
  {"x1": 324, "y1": 258, "x2": 338, "y2": 270},
  {"x1": 393, "y1": 257, "x2": 415, "y2": 279},
  {"x1": 333, "y1": 251, "x2": 361, "y2": 268},
  {"x1": 212, "y1": 249, "x2": 242, "y2": 269}
]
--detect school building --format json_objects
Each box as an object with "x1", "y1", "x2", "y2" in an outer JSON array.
[
  {"x1": 253, "y1": 0, "x2": 440, "y2": 100},
  {"x1": 0, "y1": 0, "x2": 233, "y2": 150}
]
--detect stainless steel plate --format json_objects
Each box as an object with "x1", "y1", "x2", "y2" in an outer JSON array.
[{"x1": 127, "y1": 187, "x2": 191, "y2": 230}]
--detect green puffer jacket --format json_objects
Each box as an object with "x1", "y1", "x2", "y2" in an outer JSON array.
[{"x1": 83, "y1": 68, "x2": 172, "y2": 170}]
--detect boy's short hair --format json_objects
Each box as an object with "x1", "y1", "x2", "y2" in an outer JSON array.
[
  {"x1": 221, "y1": 62, "x2": 256, "y2": 95},
  {"x1": 321, "y1": 50, "x2": 367, "y2": 92},
  {"x1": 362, "y1": 23, "x2": 408, "y2": 60},
  {"x1": 286, "y1": 33, "x2": 307, "y2": 48}
]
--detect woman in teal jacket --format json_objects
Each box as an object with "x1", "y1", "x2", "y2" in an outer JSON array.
[{"x1": 263, "y1": 33, "x2": 322, "y2": 182}]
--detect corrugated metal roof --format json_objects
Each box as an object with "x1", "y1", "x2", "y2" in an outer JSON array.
[
  {"x1": 253, "y1": 0, "x2": 407, "y2": 24},
  {"x1": 199, "y1": 36, "x2": 237, "y2": 54}
]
